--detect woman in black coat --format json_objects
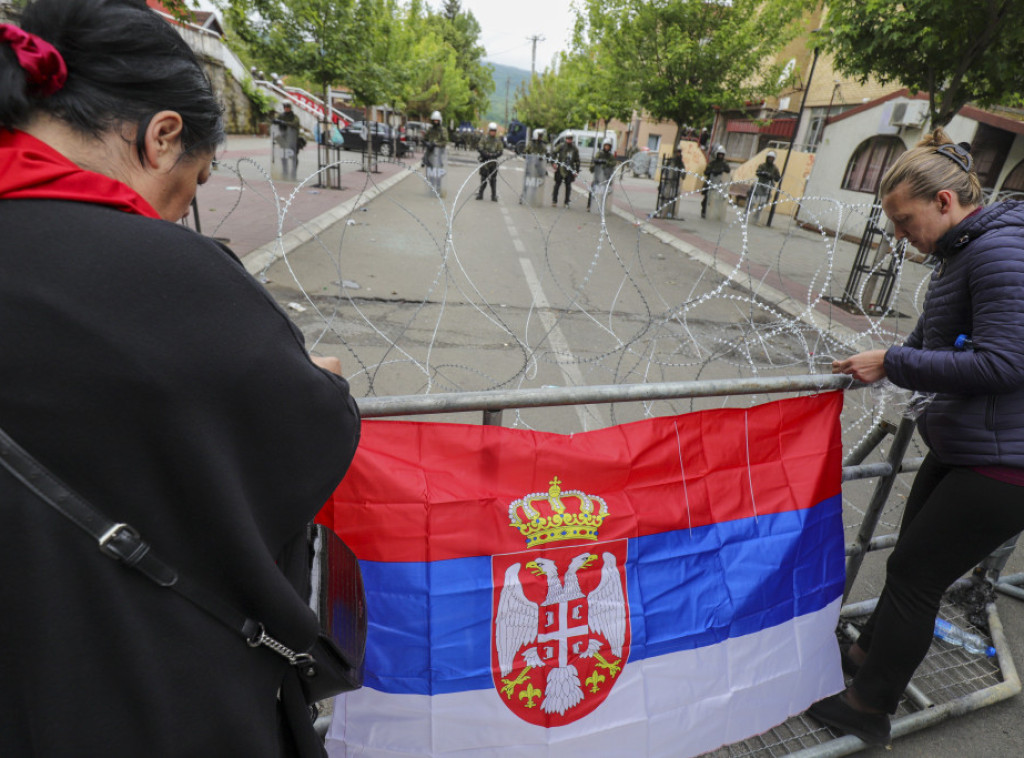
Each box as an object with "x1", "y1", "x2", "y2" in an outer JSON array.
[
  {"x1": 817, "y1": 129, "x2": 1024, "y2": 747},
  {"x1": 0, "y1": 2, "x2": 359, "y2": 756}
]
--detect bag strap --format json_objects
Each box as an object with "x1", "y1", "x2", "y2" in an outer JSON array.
[{"x1": 0, "y1": 425, "x2": 312, "y2": 668}]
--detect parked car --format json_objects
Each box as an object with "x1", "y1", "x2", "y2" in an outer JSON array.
[{"x1": 338, "y1": 121, "x2": 410, "y2": 157}]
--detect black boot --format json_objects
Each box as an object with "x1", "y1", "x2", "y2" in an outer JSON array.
[{"x1": 807, "y1": 693, "x2": 891, "y2": 747}]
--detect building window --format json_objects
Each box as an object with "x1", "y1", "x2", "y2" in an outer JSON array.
[
  {"x1": 970, "y1": 123, "x2": 1015, "y2": 190},
  {"x1": 805, "y1": 111, "x2": 826, "y2": 151},
  {"x1": 997, "y1": 158, "x2": 1024, "y2": 200},
  {"x1": 647, "y1": 134, "x2": 662, "y2": 152},
  {"x1": 842, "y1": 136, "x2": 907, "y2": 194},
  {"x1": 725, "y1": 132, "x2": 755, "y2": 159}
]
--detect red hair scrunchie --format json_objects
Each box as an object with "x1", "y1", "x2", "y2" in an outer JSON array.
[{"x1": 0, "y1": 23, "x2": 68, "y2": 96}]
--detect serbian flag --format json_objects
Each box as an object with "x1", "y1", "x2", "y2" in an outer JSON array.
[{"x1": 320, "y1": 392, "x2": 845, "y2": 757}]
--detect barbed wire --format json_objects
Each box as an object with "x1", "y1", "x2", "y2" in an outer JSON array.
[{"x1": 211, "y1": 149, "x2": 933, "y2": 538}]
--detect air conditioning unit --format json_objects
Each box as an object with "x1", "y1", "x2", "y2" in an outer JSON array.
[{"x1": 889, "y1": 101, "x2": 928, "y2": 128}]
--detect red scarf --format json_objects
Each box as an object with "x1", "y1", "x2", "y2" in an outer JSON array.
[{"x1": 0, "y1": 129, "x2": 160, "y2": 219}]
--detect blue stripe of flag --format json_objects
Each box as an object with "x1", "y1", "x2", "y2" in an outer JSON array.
[{"x1": 358, "y1": 493, "x2": 843, "y2": 695}]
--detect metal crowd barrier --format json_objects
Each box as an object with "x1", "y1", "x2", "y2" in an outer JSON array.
[{"x1": 353, "y1": 374, "x2": 1020, "y2": 756}]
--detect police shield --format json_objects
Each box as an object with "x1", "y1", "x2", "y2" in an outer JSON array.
[
  {"x1": 521, "y1": 153, "x2": 547, "y2": 207},
  {"x1": 746, "y1": 180, "x2": 772, "y2": 225},
  {"x1": 271, "y1": 121, "x2": 299, "y2": 182},
  {"x1": 705, "y1": 171, "x2": 732, "y2": 222},
  {"x1": 423, "y1": 145, "x2": 447, "y2": 198},
  {"x1": 587, "y1": 163, "x2": 614, "y2": 213}
]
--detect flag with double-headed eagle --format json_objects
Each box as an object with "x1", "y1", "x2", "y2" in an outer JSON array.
[{"x1": 319, "y1": 392, "x2": 845, "y2": 757}]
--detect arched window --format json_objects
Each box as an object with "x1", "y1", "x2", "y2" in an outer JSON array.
[
  {"x1": 842, "y1": 136, "x2": 907, "y2": 194},
  {"x1": 998, "y1": 158, "x2": 1024, "y2": 199}
]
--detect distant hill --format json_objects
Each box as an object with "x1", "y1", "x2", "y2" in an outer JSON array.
[{"x1": 483, "y1": 62, "x2": 531, "y2": 127}]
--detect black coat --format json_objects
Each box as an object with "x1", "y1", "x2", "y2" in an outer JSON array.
[{"x1": 0, "y1": 199, "x2": 360, "y2": 757}]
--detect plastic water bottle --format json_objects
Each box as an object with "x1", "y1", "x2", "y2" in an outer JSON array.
[{"x1": 933, "y1": 617, "x2": 996, "y2": 657}]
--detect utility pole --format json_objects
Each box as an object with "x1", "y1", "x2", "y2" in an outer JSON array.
[
  {"x1": 527, "y1": 34, "x2": 545, "y2": 80},
  {"x1": 505, "y1": 77, "x2": 509, "y2": 123}
]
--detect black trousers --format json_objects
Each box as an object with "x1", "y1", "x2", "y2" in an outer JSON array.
[
  {"x1": 553, "y1": 173, "x2": 573, "y2": 204},
  {"x1": 853, "y1": 453, "x2": 1024, "y2": 712},
  {"x1": 477, "y1": 165, "x2": 497, "y2": 198}
]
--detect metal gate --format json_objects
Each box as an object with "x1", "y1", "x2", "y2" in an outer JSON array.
[{"x1": 355, "y1": 374, "x2": 1020, "y2": 756}]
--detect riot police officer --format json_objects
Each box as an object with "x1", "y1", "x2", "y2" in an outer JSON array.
[
  {"x1": 702, "y1": 145, "x2": 730, "y2": 218},
  {"x1": 476, "y1": 122, "x2": 503, "y2": 201},
  {"x1": 588, "y1": 138, "x2": 617, "y2": 212},
  {"x1": 551, "y1": 134, "x2": 580, "y2": 208},
  {"x1": 422, "y1": 110, "x2": 448, "y2": 163}
]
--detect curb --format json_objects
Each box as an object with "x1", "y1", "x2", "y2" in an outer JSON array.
[
  {"x1": 242, "y1": 167, "x2": 411, "y2": 276},
  {"x1": 596, "y1": 187, "x2": 862, "y2": 344}
]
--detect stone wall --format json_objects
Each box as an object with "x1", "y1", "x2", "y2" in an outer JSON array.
[{"x1": 199, "y1": 56, "x2": 263, "y2": 135}]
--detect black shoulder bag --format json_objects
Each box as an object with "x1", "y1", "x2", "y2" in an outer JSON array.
[{"x1": 0, "y1": 426, "x2": 366, "y2": 704}]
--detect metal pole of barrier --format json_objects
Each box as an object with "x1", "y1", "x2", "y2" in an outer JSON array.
[
  {"x1": 843, "y1": 415, "x2": 917, "y2": 601},
  {"x1": 356, "y1": 373, "x2": 853, "y2": 420},
  {"x1": 790, "y1": 602, "x2": 1020, "y2": 758},
  {"x1": 842, "y1": 419, "x2": 895, "y2": 467}
]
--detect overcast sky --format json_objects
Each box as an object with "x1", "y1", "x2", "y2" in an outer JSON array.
[
  {"x1": 197, "y1": 0, "x2": 574, "y2": 74},
  {"x1": 458, "y1": 0, "x2": 576, "y2": 73}
]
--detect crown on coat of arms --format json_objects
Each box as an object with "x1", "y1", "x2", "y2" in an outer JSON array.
[{"x1": 508, "y1": 476, "x2": 609, "y2": 547}]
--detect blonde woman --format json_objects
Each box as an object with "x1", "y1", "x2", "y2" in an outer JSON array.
[{"x1": 818, "y1": 129, "x2": 1024, "y2": 746}]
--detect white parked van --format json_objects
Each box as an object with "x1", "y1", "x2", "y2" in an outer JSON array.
[{"x1": 550, "y1": 129, "x2": 618, "y2": 163}]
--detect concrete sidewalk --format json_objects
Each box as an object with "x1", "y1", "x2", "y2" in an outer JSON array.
[
  {"x1": 595, "y1": 169, "x2": 928, "y2": 346},
  {"x1": 192, "y1": 134, "x2": 411, "y2": 268}
]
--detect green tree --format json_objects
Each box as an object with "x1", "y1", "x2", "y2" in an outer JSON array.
[
  {"x1": 513, "y1": 66, "x2": 579, "y2": 135},
  {"x1": 513, "y1": 50, "x2": 633, "y2": 136},
  {"x1": 560, "y1": 49, "x2": 634, "y2": 130},
  {"x1": 404, "y1": 31, "x2": 473, "y2": 120},
  {"x1": 224, "y1": 0, "x2": 358, "y2": 102},
  {"x1": 823, "y1": 0, "x2": 1024, "y2": 127},
  {"x1": 224, "y1": 0, "x2": 402, "y2": 113},
  {"x1": 432, "y1": 0, "x2": 494, "y2": 122},
  {"x1": 575, "y1": 0, "x2": 814, "y2": 148}
]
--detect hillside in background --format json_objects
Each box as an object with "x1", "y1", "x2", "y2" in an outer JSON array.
[{"x1": 483, "y1": 62, "x2": 531, "y2": 127}]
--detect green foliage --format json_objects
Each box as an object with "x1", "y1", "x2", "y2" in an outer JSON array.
[
  {"x1": 823, "y1": 0, "x2": 1024, "y2": 127},
  {"x1": 403, "y1": 31, "x2": 473, "y2": 119},
  {"x1": 431, "y1": 0, "x2": 494, "y2": 122},
  {"x1": 513, "y1": 66, "x2": 579, "y2": 135},
  {"x1": 158, "y1": 0, "x2": 198, "y2": 21},
  {"x1": 238, "y1": 74, "x2": 276, "y2": 116},
  {"x1": 574, "y1": 0, "x2": 815, "y2": 144},
  {"x1": 223, "y1": 0, "x2": 492, "y2": 124},
  {"x1": 223, "y1": 0, "x2": 361, "y2": 103},
  {"x1": 512, "y1": 50, "x2": 633, "y2": 134}
]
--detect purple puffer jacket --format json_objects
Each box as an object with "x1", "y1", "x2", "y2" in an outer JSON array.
[{"x1": 884, "y1": 201, "x2": 1024, "y2": 466}]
